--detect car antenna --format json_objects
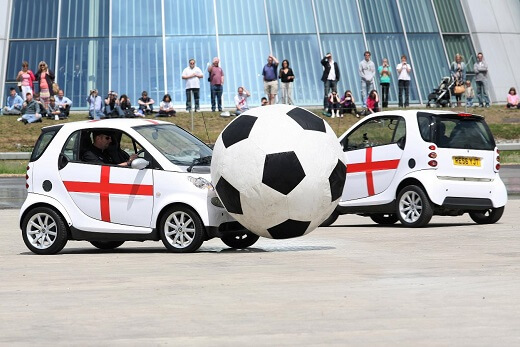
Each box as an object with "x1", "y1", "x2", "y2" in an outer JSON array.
[{"x1": 200, "y1": 111, "x2": 212, "y2": 147}]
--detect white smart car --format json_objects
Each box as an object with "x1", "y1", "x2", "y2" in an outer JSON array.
[
  {"x1": 20, "y1": 119, "x2": 259, "y2": 254},
  {"x1": 322, "y1": 110, "x2": 507, "y2": 227}
]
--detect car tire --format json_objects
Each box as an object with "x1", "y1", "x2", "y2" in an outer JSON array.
[
  {"x1": 370, "y1": 213, "x2": 399, "y2": 225},
  {"x1": 90, "y1": 241, "x2": 125, "y2": 250},
  {"x1": 320, "y1": 210, "x2": 339, "y2": 227},
  {"x1": 221, "y1": 231, "x2": 260, "y2": 249},
  {"x1": 21, "y1": 207, "x2": 68, "y2": 255},
  {"x1": 396, "y1": 185, "x2": 433, "y2": 227},
  {"x1": 469, "y1": 207, "x2": 505, "y2": 224},
  {"x1": 159, "y1": 206, "x2": 204, "y2": 253}
]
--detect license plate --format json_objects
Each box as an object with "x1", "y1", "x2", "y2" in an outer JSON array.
[{"x1": 452, "y1": 156, "x2": 481, "y2": 167}]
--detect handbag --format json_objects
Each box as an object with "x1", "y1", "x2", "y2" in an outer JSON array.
[
  {"x1": 454, "y1": 84, "x2": 465, "y2": 95},
  {"x1": 52, "y1": 82, "x2": 60, "y2": 94}
]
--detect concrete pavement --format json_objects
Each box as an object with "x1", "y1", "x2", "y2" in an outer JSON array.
[{"x1": 1, "y1": 201, "x2": 520, "y2": 346}]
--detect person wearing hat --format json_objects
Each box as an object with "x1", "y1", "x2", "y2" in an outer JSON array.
[
  {"x1": 82, "y1": 131, "x2": 137, "y2": 166},
  {"x1": 87, "y1": 89, "x2": 103, "y2": 120}
]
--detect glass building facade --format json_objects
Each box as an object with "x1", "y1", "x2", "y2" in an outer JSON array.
[{"x1": 1, "y1": 0, "x2": 513, "y2": 109}]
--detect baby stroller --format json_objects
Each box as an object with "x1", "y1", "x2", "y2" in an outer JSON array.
[{"x1": 426, "y1": 76, "x2": 455, "y2": 107}]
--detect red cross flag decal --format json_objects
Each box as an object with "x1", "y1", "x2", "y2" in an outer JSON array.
[
  {"x1": 63, "y1": 166, "x2": 154, "y2": 222},
  {"x1": 346, "y1": 147, "x2": 400, "y2": 196}
]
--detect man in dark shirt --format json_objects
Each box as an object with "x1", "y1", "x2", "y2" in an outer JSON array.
[
  {"x1": 82, "y1": 131, "x2": 136, "y2": 166},
  {"x1": 262, "y1": 54, "x2": 279, "y2": 105}
]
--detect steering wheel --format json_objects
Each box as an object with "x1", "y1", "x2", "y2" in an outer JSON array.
[{"x1": 135, "y1": 149, "x2": 145, "y2": 157}]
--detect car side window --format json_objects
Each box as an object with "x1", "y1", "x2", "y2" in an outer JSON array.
[
  {"x1": 343, "y1": 116, "x2": 405, "y2": 151},
  {"x1": 62, "y1": 130, "x2": 81, "y2": 162}
]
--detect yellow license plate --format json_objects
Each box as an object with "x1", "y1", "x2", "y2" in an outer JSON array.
[{"x1": 452, "y1": 156, "x2": 481, "y2": 167}]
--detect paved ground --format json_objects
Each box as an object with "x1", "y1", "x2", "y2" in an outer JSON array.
[{"x1": 1, "y1": 201, "x2": 520, "y2": 346}]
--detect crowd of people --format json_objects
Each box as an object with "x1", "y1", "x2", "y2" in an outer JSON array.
[{"x1": 3, "y1": 51, "x2": 519, "y2": 124}]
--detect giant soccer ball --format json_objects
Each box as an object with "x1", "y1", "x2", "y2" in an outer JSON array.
[{"x1": 211, "y1": 105, "x2": 346, "y2": 239}]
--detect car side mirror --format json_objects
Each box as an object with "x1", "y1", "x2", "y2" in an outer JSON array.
[
  {"x1": 58, "y1": 153, "x2": 69, "y2": 170},
  {"x1": 131, "y1": 158, "x2": 149, "y2": 170}
]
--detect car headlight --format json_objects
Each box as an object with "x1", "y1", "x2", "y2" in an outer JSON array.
[{"x1": 187, "y1": 176, "x2": 214, "y2": 190}]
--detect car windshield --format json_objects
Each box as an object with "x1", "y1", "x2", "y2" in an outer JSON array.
[
  {"x1": 134, "y1": 124, "x2": 212, "y2": 166},
  {"x1": 417, "y1": 112, "x2": 495, "y2": 150}
]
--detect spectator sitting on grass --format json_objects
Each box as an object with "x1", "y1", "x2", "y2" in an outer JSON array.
[
  {"x1": 17, "y1": 92, "x2": 42, "y2": 124},
  {"x1": 87, "y1": 89, "x2": 103, "y2": 120},
  {"x1": 234, "y1": 86, "x2": 250, "y2": 115},
  {"x1": 506, "y1": 87, "x2": 520, "y2": 109},
  {"x1": 3, "y1": 88, "x2": 23, "y2": 115},
  {"x1": 261, "y1": 97, "x2": 268, "y2": 106},
  {"x1": 137, "y1": 90, "x2": 154, "y2": 115},
  {"x1": 366, "y1": 89, "x2": 380, "y2": 114},
  {"x1": 33, "y1": 93, "x2": 48, "y2": 118},
  {"x1": 157, "y1": 94, "x2": 176, "y2": 117},
  {"x1": 47, "y1": 97, "x2": 61, "y2": 120},
  {"x1": 55, "y1": 89, "x2": 72, "y2": 118},
  {"x1": 105, "y1": 91, "x2": 124, "y2": 118}
]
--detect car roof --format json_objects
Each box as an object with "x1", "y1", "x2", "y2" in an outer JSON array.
[{"x1": 40, "y1": 118, "x2": 172, "y2": 133}]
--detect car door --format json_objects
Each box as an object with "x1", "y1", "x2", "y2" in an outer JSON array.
[
  {"x1": 340, "y1": 116, "x2": 406, "y2": 201},
  {"x1": 58, "y1": 130, "x2": 154, "y2": 228}
]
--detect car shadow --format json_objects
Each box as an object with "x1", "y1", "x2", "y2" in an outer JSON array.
[{"x1": 327, "y1": 222, "x2": 476, "y2": 228}]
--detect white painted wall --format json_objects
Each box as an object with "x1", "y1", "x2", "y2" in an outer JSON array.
[{"x1": 462, "y1": 0, "x2": 520, "y2": 103}]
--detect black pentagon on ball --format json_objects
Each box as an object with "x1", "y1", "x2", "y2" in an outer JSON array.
[
  {"x1": 221, "y1": 114, "x2": 258, "y2": 148},
  {"x1": 215, "y1": 176, "x2": 243, "y2": 214},
  {"x1": 286, "y1": 107, "x2": 326, "y2": 133},
  {"x1": 262, "y1": 151, "x2": 305, "y2": 195},
  {"x1": 329, "y1": 159, "x2": 347, "y2": 201},
  {"x1": 267, "y1": 219, "x2": 311, "y2": 239}
]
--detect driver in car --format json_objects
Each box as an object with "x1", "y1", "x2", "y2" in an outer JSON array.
[{"x1": 82, "y1": 131, "x2": 137, "y2": 167}]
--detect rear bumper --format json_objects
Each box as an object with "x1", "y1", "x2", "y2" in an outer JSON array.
[{"x1": 441, "y1": 197, "x2": 493, "y2": 210}]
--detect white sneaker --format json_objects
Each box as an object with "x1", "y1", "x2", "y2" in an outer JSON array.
[
  {"x1": 331, "y1": 113, "x2": 335, "y2": 118},
  {"x1": 17, "y1": 117, "x2": 22, "y2": 122}
]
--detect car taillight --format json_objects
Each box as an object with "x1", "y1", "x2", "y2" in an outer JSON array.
[
  {"x1": 428, "y1": 160, "x2": 438, "y2": 167},
  {"x1": 26, "y1": 165, "x2": 30, "y2": 189},
  {"x1": 496, "y1": 163, "x2": 501, "y2": 171},
  {"x1": 429, "y1": 152, "x2": 437, "y2": 158},
  {"x1": 429, "y1": 145, "x2": 436, "y2": 150}
]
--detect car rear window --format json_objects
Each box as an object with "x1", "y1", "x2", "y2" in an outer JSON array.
[
  {"x1": 30, "y1": 125, "x2": 63, "y2": 162},
  {"x1": 417, "y1": 112, "x2": 495, "y2": 150}
]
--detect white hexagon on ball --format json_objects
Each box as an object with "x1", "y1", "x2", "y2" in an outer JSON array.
[{"x1": 211, "y1": 104, "x2": 346, "y2": 239}]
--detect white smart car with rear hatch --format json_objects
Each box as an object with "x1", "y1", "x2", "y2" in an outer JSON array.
[
  {"x1": 20, "y1": 119, "x2": 259, "y2": 254},
  {"x1": 321, "y1": 110, "x2": 507, "y2": 227}
]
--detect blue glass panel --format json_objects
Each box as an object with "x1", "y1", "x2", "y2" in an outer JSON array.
[
  {"x1": 443, "y1": 35, "x2": 476, "y2": 73},
  {"x1": 271, "y1": 34, "x2": 321, "y2": 105},
  {"x1": 216, "y1": 0, "x2": 267, "y2": 35},
  {"x1": 164, "y1": 0, "x2": 215, "y2": 35},
  {"x1": 60, "y1": 0, "x2": 110, "y2": 38},
  {"x1": 164, "y1": 36, "x2": 217, "y2": 106},
  {"x1": 315, "y1": 0, "x2": 362, "y2": 33},
  {"x1": 399, "y1": 0, "x2": 438, "y2": 33},
  {"x1": 111, "y1": 37, "x2": 164, "y2": 107},
  {"x1": 57, "y1": 39, "x2": 109, "y2": 108},
  {"x1": 266, "y1": 0, "x2": 315, "y2": 34},
  {"x1": 218, "y1": 35, "x2": 270, "y2": 107},
  {"x1": 433, "y1": 0, "x2": 469, "y2": 33},
  {"x1": 359, "y1": 0, "x2": 402, "y2": 33},
  {"x1": 407, "y1": 34, "x2": 449, "y2": 102},
  {"x1": 112, "y1": 0, "x2": 162, "y2": 37},
  {"x1": 10, "y1": 0, "x2": 58, "y2": 38},
  {"x1": 6, "y1": 41, "x2": 56, "y2": 81},
  {"x1": 320, "y1": 34, "x2": 366, "y2": 103},
  {"x1": 366, "y1": 34, "x2": 418, "y2": 104}
]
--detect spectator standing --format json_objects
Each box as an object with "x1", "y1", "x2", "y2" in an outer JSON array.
[
  {"x1": 340, "y1": 90, "x2": 359, "y2": 118},
  {"x1": 359, "y1": 51, "x2": 375, "y2": 108},
  {"x1": 506, "y1": 87, "x2": 519, "y2": 109},
  {"x1": 279, "y1": 59, "x2": 295, "y2": 105},
  {"x1": 16, "y1": 61, "x2": 35, "y2": 100},
  {"x1": 378, "y1": 58, "x2": 391, "y2": 108},
  {"x1": 87, "y1": 89, "x2": 103, "y2": 120},
  {"x1": 262, "y1": 55, "x2": 279, "y2": 105},
  {"x1": 464, "y1": 80, "x2": 475, "y2": 107},
  {"x1": 473, "y1": 52, "x2": 490, "y2": 108},
  {"x1": 208, "y1": 57, "x2": 224, "y2": 112},
  {"x1": 17, "y1": 93, "x2": 42, "y2": 124},
  {"x1": 3, "y1": 88, "x2": 24, "y2": 115},
  {"x1": 157, "y1": 94, "x2": 176, "y2": 117},
  {"x1": 450, "y1": 53, "x2": 466, "y2": 107},
  {"x1": 396, "y1": 55, "x2": 412, "y2": 108},
  {"x1": 182, "y1": 59, "x2": 203, "y2": 112},
  {"x1": 104, "y1": 91, "x2": 124, "y2": 118},
  {"x1": 34, "y1": 61, "x2": 55, "y2": 107},
  {"x1": 234, "y1": 86, "x2": 250, "y2": 115},
  {"x1": 55, "y1": 89, "x2": 72, "y2": 119},
  {"x1": 321, "y1": 52, "x2": 341, "y2": 112},
  {"x1": 366, "y1": 89, "x2": 380, "y2": 114},
  {"x1": 137, "y1": 91, "x2": 155, "y2": 115}
]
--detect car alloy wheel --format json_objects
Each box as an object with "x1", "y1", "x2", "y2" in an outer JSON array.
[
  {"x1": 397, "y1": 185, "x2": 433, "y2": 227},
  {"x1": 160, "y1": 206, "x2": 204, "y2": 253},
  {"x1": 22, "y1": 207, "x2": 68, "y2": 255}
]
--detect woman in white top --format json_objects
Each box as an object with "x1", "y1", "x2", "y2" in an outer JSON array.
[
  {"x1": 157, "y1": 94, "x2": 176, "y2": 117},
  {"x1": 396, "y1": 55, "x2": 412, "y2": 108}
]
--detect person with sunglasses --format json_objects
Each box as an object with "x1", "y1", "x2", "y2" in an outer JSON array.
[{"x1": 82, "y1": 131, "x2": 137, "y2": 166}]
